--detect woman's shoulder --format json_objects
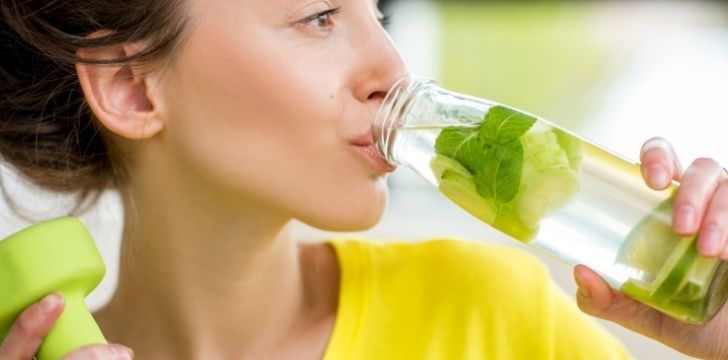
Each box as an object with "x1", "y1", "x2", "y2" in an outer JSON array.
[
  {"x1": 327, "y1": 238, "x2": 577, "y2": 358},
  {"x1": 329, "y1": 238, "x2": 552, "y2": 305},
  {"x1": 333, "y1": 238, "x2": 546, "y2": 276}
]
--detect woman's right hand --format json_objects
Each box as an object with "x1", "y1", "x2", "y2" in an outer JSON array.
[{"x1": 0, "y1": 293, "x2": 133, "y2": 359}]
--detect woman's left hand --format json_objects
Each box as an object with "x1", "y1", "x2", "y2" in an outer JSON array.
[{"x1": 573, "y1": 137, "x2": 728, "y2": 360}]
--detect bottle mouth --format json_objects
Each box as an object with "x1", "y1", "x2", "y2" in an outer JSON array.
[{"x1": 373, "y1": 76, "x2": 435, "y2": 166}]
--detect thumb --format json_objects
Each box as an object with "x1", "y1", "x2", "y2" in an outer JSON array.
[{"x1": 573, "y1": 264, "x2": 671, "y2": 340}]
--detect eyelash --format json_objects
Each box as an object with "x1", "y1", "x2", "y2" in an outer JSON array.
[
  {"x1": 299, "y1": 8, "x2": 393, "y2": 31},
  {"x1": 378, "y1": 14, "x2": 392, "y2": 29},
  {"x1": 301, "y1": 7, "x2": 341, "y2": 31}
]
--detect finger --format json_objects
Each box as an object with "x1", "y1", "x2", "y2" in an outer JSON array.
[
  {"x1": 640, "y1": 137, "x2": 683, "y2": 189},
  {"x1": 62, "y1": 344, "x2": 134, "y2": 360},
  {"x1": 0, "y1": 293, "x2": 64, "y2": 360},
  {"x1": 700, "y1": 176, "x2": 728, "y2": 258},
  {"x1": 673, "y1": 158, "x2": 725, "y2": 235},
  {"x1": 574, "y1": 265, "x2": 666, "y2": 340}
]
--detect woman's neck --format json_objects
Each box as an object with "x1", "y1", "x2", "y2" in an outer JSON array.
[{"x1": 94, "y1": 166, "x2": 339, "y2": 358}]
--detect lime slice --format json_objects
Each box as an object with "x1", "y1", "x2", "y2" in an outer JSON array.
[
  {"x1": 617, "y1": 198, "x2": 676, "y2": 280},
  {"x1": 620, "y1": 235, "x2": 696, "y2": 304},
  {"x1": 621, "y1": 280, "x2": 652, "y2": 300},
  {"x1": 672, "y1": 256, "x2": 717, "y2": 302},
  {"x1": 650, "y1": 237, "x2": 698, "y2": 302},
  {"x1": 618, "y1": 193, "x2": 701, "y2": 302},
  {"x1": 673, "y1": 282, "x2": 702, "y2": 302}
]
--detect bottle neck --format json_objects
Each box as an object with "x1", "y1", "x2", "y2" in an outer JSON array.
[{"x1": 373, "y1": 76, "x2": 435, "y2": 166}]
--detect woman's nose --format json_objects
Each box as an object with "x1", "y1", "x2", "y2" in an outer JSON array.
[{"x1": 352, "y1": 24, "x2": 408, "y2": 104}]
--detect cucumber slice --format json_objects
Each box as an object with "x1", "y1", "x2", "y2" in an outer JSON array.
[
  {"x1": 439, "y1": 170, "x2": 497, "y2": 225},
  {"x1": 492, "y1": 211, "x2": 538, "y2": 243},
  {"x1": 520, "y1": 129, "x2": 573, "y2": 173},
  {"x1": 515, "y1": 129, "x2": 581, "y2": 228},
  {"x1": 431, "y1": 154, "x2": 473, "y2": 181},
  {"x1": 553, "y1": 128, "x2": 584, "y2": 172},
  {"x1": 516, "y1": 166, "x2": 580, "y2": 228}
]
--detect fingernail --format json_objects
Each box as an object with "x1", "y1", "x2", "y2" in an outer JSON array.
[
  {"x1": 110, "y1": 345, "x2": 134, "y2": 359},
  {"x1": 700, "y1": 225, "x2": 722, "y2": 256},
  {"x1": 675, "y1": 205, "x2": 697, "y2": 232},
  {"x1": 647, "y1": 164, "x2": 669, "y2": 188},
  {"x1": 39, "y1": 293, "x2": 61, "y2": 314}
]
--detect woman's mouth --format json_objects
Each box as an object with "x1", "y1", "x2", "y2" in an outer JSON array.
[{"x1": 351, "y1": 143, "x2": 396, "y2": 173}]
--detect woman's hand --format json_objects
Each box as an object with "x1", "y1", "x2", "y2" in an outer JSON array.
[
  {"x1": 574, "y1": 137, "x2": 728, "y2": 359},
  {"x1": 0, "y1": 293, "x2": 133, "y2": 359}
]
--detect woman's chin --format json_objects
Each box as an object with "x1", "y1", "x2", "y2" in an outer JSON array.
[
  {"x1": 303, "y1": 210, "x2": 384, "y2": 232},
  {"x1": 300, "y1": 200, "x2": 388, "y2": 233}
]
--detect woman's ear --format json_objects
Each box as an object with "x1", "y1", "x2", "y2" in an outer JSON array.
[{"x1": 76, "y1": 41, "x2": 165, "y2": 140}]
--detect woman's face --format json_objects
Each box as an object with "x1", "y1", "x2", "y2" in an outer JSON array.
[{"x1": 158, "y1": 0, "x2": 406, "y2": 230}]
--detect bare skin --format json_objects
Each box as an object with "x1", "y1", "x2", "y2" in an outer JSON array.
[
  {"x1": 77, "y1": 0, "x2": 402, "y2": 357},
  {"x1": 1, "y1": 0, "x2": 402, "y2": 358},
  {"x1": 2, "y1": 1, "x2": 728, "y2": 359}
]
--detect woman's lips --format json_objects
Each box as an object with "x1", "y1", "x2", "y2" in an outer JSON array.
[{"x1": 351, "y1": 143, "x2": 397, "y2": 173}]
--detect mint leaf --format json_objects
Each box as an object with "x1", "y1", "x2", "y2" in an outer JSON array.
[
  {"x1": 435, "y1": 126, "x2": 490, "y2": 174},
  {"x1": 475, "y1": 141, "x2": 524, "y2": 206},
  {"x1": 479, "y1": 106, "x2": 537, "y2": 145},
  {"x1": 434, "y1": 106, "x2": 535, "y2": 217}
]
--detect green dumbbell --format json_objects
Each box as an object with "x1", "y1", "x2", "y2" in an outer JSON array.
[{"x1": 0, "y1": 217, "x2": 107, "y2": 359}]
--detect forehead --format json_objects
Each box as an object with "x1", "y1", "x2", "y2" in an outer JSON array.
[{"x1": 188, "y1": 0, "x2": 379, "y2": 16}]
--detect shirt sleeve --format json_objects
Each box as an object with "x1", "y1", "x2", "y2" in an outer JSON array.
[
  {"x1": 414, "y1": 239, "x2": 633, "y2": 360},
  {"x1": 544, "y1": 277, "x2": 633, "y2": 360}
]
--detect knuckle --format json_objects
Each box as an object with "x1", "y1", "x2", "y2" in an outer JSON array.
[
  {"x1": 14, "y1": 307, "x2": 44, "y2": 338},
  {"x1": 575, "y1": 293, "x2": 595, "y2": 315},
  {"x1": 707, "y1": 192, "x2": 728, "y2": 212},
  {"x1": 706, "y1": 207, "x2": 728, "y2": 223}
]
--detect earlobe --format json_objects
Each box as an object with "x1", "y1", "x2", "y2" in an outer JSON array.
[{"x1": 76, "y1": 43, "x2": 165, "y2": 140}]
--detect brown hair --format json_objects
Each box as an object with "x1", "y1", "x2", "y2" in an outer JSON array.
[{"x1": 0, "y1": 0, "x2": 187, "y2": 211}]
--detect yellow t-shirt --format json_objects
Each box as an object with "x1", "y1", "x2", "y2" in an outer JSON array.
[{"x1": 322, "y1": 239, "x2": 631, "y2": 360}]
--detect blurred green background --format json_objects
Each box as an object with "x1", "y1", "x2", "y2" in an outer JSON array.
[
  {"x1": 378, "y1": 2, "x2": 728, "y2": 359},
  {"x1": 439, "y1": 2, "x2": 611, "y2": 130},
  {"x1": 385, "y1": 0, "x2": 728, "y2": 163}
]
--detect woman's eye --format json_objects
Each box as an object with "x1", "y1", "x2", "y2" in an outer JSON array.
[{"x1": 301, "y1": 8, "x2": 340, "y2": 31}]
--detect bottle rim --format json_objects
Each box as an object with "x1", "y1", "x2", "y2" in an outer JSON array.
[{"x1": 373, "y1": 76, "x2": 436, "y2": 165}]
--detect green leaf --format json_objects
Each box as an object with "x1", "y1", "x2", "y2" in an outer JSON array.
[
  {"x1": 435, "y1": 126, "x2": 490, "y2": 174},
  {"x1": 479, "y1": 106, "x2": 537, "y2": 145},
  {"x1": 475, "y1": 141, "x2": 524, "y2": 207}
]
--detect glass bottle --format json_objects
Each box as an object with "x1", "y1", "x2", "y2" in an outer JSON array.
[{"x1": 373, "y1": 76, "x2": 728, "y2": 324}]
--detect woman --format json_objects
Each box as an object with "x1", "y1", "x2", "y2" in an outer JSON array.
[{"x1": 1, "y1": 0, "x2": 728, "y2": 359}]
